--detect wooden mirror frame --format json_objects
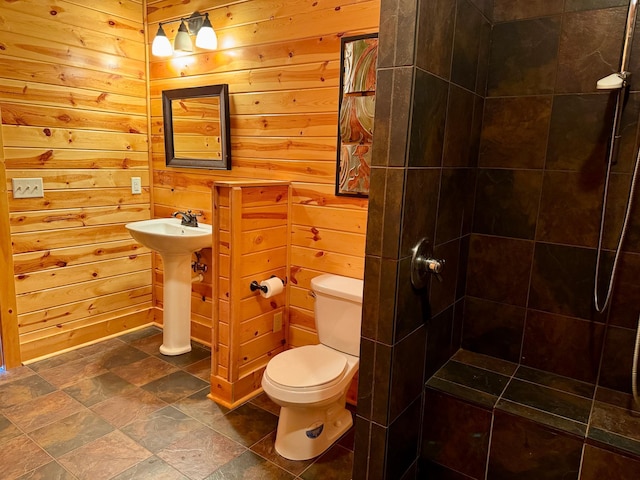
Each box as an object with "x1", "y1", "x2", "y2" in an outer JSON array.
[{"x1": 162, "y1": 84, "x2": 232, "y2": 170}]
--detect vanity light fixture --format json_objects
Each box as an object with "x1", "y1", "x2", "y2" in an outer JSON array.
[{"x1": 151, "y1": 12, "x2": 217, "y2": 57}]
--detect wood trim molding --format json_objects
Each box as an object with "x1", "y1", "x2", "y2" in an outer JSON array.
[{"x1": 0, "y1": 105, "x2": 22, "y2": 368}]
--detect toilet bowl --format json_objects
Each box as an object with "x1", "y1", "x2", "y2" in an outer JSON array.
[{"x1": 262, "y1": 274, "x2": 363, "y2": 461}]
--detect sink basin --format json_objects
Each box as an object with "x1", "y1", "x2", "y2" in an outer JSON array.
[
  {"x1": 125, "y1": 217, "x2": 212, "y2": 356},
  {"x1": 125, "y1": 218, "x2": 212, "y2": 255}
]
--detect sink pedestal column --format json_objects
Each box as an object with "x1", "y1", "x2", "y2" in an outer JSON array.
[{"x1": 159, "y1": 253, "x2": 193, "y2": 355}]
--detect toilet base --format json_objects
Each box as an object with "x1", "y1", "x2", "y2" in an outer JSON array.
[{"x1": 274, "y1": 398, "x2": 353, "y2": 461}]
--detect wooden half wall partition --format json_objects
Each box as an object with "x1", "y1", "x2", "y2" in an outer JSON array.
[{"x1": 209, "y1": 181, "x2": 290, "y2": 408}]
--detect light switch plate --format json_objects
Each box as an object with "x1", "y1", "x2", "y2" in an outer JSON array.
[
  {"x1": 131, "y1": 177, "x2": 142, "y2": 194},
  {"x1": 12, "y1": 178, "x2": 44, "y2": 199}
]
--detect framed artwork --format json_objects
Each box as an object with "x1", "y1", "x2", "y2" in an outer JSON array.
[{"x1": 335, "y1": 33, "x2": 378, "y2": 197}]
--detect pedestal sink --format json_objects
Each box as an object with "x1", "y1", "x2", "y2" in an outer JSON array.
[{"x1": 125, "y1": 218, "x2": 212, "y2": 355}]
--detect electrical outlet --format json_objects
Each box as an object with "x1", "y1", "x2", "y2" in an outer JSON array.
[
  {"x1": 12, "y1": 178, "x2": 44, "y2": 199},
  {"x1": 131, "y1": 177, "x2": 142, "y2": 194},
  {"x1": 273, "y1": 311, "x2": 283, "y2": 332}
]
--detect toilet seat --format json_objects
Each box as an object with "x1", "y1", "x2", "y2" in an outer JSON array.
[{"x1": 265, "y1": 344, "x2": 347, "y2": 389}]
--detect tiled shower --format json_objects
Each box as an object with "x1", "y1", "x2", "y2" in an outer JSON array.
[{"x1": 354, "y1": 0, "x2": 640, "y2": 478}]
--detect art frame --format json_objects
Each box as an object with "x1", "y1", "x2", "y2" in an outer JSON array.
[{"x1": 335, "y1": 33, "x2": 378, "y2": 197}]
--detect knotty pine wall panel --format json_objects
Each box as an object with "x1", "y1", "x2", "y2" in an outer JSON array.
[
  {"x1": 149, "y1": 0, "x2": 376, "y2": 347},
  {"x1": 0, "y1": 0, "x2": 152, "y2": 362}
]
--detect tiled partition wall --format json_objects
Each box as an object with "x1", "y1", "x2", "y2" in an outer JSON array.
[
  {"x1": 354, "y1": 0, "x2": 490, "y2": 478},
  {"x1": 354, "y1": 0, "x2": 640, "y2": 479}
]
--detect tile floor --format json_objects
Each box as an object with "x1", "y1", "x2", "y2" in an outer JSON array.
[{"x1": 0, "y1": 327, "x2": 355, "y2": 480}]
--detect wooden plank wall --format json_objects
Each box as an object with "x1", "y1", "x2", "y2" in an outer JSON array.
[
  {"x1": 0, "y1": 0, "x2": 154, "y2": 362},
  {"x1": 148, "y1": 0, "x2": 376, "y2": 347}
]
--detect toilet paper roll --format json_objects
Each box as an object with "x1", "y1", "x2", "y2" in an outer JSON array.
[{"x1": 259, "y1": 277, "x2": 284, "y2": 298}]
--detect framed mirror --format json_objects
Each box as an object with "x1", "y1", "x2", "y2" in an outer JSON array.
[{"x1": 162, "y1": 84, "x2": 231, "y2": 170}]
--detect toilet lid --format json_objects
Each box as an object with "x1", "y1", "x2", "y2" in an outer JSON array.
[{"x1": 266, "y1": 345, "x2": 347, "y2": 388}]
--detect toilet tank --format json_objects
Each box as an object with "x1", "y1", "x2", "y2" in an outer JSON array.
[{"x1": 311, "y1": 274, "x2": 363, "y2": 356}]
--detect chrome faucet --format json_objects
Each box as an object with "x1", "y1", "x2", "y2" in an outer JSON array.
[{"x1": 172, "y1": 210, "x2": 201, "y2": 227}]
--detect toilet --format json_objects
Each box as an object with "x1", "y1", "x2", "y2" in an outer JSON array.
[{"x1": 261, "y1": 273, "x2": 363, "y2": 461}]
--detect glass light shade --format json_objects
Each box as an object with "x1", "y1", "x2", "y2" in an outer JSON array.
[
  {"x1": 174, "y1": 21, "x2": 193, "y2": 52},
  {"x1": 195, "y1": 15, "x2": 217, "y2": 50},
  {"x1": 152, "y1": 25, "x2": 172, "y2": 57}
]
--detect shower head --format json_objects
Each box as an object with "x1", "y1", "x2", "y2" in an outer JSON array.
[{"x1": 597, "y1": 72, "x2": 627, "y2": 90}]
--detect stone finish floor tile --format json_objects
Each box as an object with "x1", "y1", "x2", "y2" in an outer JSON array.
[
  {"x1": 63, "y1": 371, "x2": 136, "y2": 407},
  {"x1": 111, "y1": 356, "x2": 178, "y2": 387},
  {"x1": 15, "y1": 461, "x2": 76, "y2": 480},
  {"x1": 90, "y1": 387, "x2": 167, "y2": 429},
  {"x1": 300, "y1": 444, "x2": 355, "y2": 480},
  {"x1": 0, "y1": 435, "x2": 51, "y2": 479},
  {"x1": 157, "y1": 426, "x2": 246, "y2": 479},
  {"x1": 111, "y1": 455, "x2": 189, "y2": 480},
  {"x1": 29, "y1": 409, "x2": 114, "y2": 458},
  {"x1": 0, "y1": 374, "x2": 56, "y2": 409},
  {"x1": 3, "y1": 390, "x2": 83, "y2": 433},
  {"x1": 1, "y1": 332, "x2": 356, "y2": 479},
  {"x1": 140, "y1": 370, "x2": 208, "y2": 403},
  {"x1": 207, "y1": 450, "x2": 295, "y2": 479},
  {"x1": 58, "y1": 430, "x2": 151, "y2": 480}
]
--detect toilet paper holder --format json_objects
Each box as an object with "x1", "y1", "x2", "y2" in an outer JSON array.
[{"x1": 250, "y1": 275, "x2": 286, "y2": 294}]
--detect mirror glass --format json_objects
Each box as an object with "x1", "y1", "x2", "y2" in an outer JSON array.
[{"x1": 162, "y1": 84, "x2": 231, "y2": 170}]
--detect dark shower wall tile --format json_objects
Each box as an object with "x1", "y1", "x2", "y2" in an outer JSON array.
[
  {"x1": 546, "y1": 93, "x2": 612, "y2": 172},
  {"x1": 589, "y1": 400, "x2": 640, "y2": 456},
  {"x1": 357, "y1": 338, "x2": 375, "y2": 419},
  {"x1": 365, "y1": 168, "x2": 385, "y2": 256},
  {"x1": 493, "y1": 0, "x2": 564, "y2": 22},
  {"x1": 399, "y1": 169, "x2": 440, "y2": 258},
  {"x1": 536, "y1": 170, "x2": 604, "y2": 248},
  {"x1": 555, "y1": 7, "x2": 627, "y2": 94},
  {"x1": 473, "y1": 168, "x2": 542, "y2": 240},
  {"x1": 466, "y1": 234, "x2": 534, "y2": 307},
  {"x1": 528, "y1": 242, "x2": 599, "y2": 320},
  {"x1": 479, "y1": 96, "x2": 552, "y2": 169},
  {"x1": 378, "y1": 258, "x2": 399, "y2": 344},
  {"x1": 389, "y1": 68, "x2": 415, "y2": 167},
  {"x1": 565, "y1": 0, "x2": 628, "y2": 12},
  {"x1": 386, "y1": 396, "x2": 422, "y2": 479},
  {"x1": 603, "y1": 173, "x2": 640, "y2": 253},
  {"x1": 372, "y1": 67, "x2": 414, "y2": 168},
  {"x1": 462, "y1": 296, "x2": 526, "y2": 363},
  {"x1": 416, "y1": 0, "x2": 456, "y2": 78},
  {"x1": 443, "y1": 85, "x2": 476, "y2": 167},
  {"x1": 597, "y1": 325, "x2": 635, "y2": 393},
  {"x1": 521, "y1": 310, "x2": 605, "y2": 384},
  {"x1": 372, "y1": 342, "x2": 392, "y2": 426},
  {"x1": 609, "y1": 252, "x2": 640, "y2": 329},
  {"x1": 469, "y1": 95, "x2": 484, "y2": 163},
  {"x1": 475, "y1": 19, "x2": 491, "y2": 95},
  {"x1": 488, "y1": 411, "x2": 583, "y2": 480},
  {"x1": 422, "y1": 389, "x2": 492, "y2": 479},
  {"x1": 378, "y1": 0, "x2": 417, "y2": 68},
  {"x1": 451, "y1": 0, "x2": 484, "y2": 91},
  {"x1": 395, "y1": 257, "x2": 430, "y2": 341},
  {"x1": 430, "y1": 240, "x2": 461, "y2": 316},
  {"x1": 425, "y1": 306, "x2": 455, "y2": 379},
  {"x1": 612, "y1": 92, "x2": 640, "y2": 174},
  {"x1": 435, "y1": 168, "x2": 476, "y2": 245},
  {"x1": 581, "y1": 444, "x2": 640, "y2": 480},
  {"x1": 382, "y1": 168, "x2": 405, "y2": 259},
  {"x1": 408, "y1": 70, "x2": 449, "y2": 167},
  {"x1": 487, "y1": 17, "x2": 562, "y2": 97},
  {"x1": 497, "y1": 378, "x2": 592, "y2": 435},
  {"x1": 371, "y1": 69, "x2": 393, "y2": 168},
  {"x1": 389, "y1": 326, "x2": 427, "y2": 423}
]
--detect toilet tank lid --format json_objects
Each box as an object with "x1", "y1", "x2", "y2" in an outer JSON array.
[{"x1": 311, "y1": 274, "x2": 363, "y2": 303}]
